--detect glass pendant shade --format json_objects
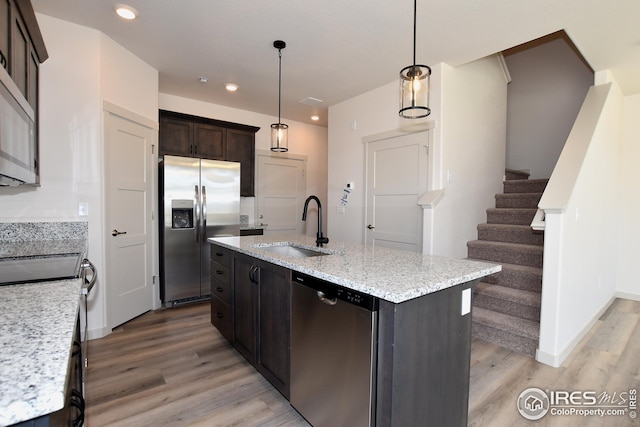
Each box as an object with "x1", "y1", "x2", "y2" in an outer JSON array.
[
  {"x1": 399, "y1": 64, "x2": 431, "y2": 119},
  {"x1": 270, "y1": 123, "x2": 289, "y2": 152}
]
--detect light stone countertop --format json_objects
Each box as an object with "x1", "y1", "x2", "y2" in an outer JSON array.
[
  {"x1": 210, "y1": 234, "x2": 501, "y2": 304},
  {"x1": 0, "y1": 279, "x2": 82, "y2": 427}
]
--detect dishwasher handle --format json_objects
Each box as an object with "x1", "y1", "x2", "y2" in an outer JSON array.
[{"x1": 317, "y1": 291, "x2": 337, "y2": 306}]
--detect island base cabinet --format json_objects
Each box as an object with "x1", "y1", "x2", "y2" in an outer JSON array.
[
  {"x1": 375, "y1": 280, "x2": 477, "y2": 427},
  {"x1": 231, "y1": 252, "x2": 291, "y2": 399}
]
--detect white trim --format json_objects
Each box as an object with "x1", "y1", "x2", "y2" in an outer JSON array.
[
  {"x1": 615, "y1": 291, "x2": 640, "y2": 302},
  {"x1": 418, "y1": 189, "x2": 445, "y2": 208},
  {"x1": 531, "y1": 209, "x2": 545, "y2": 231},
  {"x1": 103, "y1": 100, "x2": 158, "y2": 130},
  {"x1": 361, "y1": 120, "x2": 435, "y2": 144},
  {"x1": 536, "y1": 296, "x2": 614, "y2": 367}
]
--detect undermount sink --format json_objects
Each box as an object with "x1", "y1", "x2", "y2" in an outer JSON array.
[{"x1": 254, "y1": 243, "x2": 331, "y2": 259}]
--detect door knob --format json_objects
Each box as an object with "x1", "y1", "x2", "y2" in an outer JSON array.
[
  {"x1": 111, "y1": 229, "x2": 127, "y2": 236},
  {"x1": 367, "y1": 224, "x2": 375, "y2": 230}
]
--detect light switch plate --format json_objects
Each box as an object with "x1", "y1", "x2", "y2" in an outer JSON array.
[
  {"x1": 78, "y1": 202, "x2": 89, "y2": 216},
  {"x1": 461, "y1": 288, "x2": 471, "y2": 316}
]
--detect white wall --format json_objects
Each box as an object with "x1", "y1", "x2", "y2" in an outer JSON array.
[
  {"x1": 159, "y1": 93, "x2": 328, "y2": 236},
  {"x1": 537, "y1": 81, "x2": 622, "y2": 366},
  {"x1": 0, "y1": 14, "x2": 159, "y2": 339},
  {"x1": 617, "y1": 93, "x2": 640, "y2": 299},
  {"x1": 328, "y1": 57, "x2": 507, "y2": 258},
  {"x1": 505, "y1": 37, "x2": 593, "y2": 179}
]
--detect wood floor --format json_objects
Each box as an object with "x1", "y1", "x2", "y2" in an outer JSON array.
[{"x1": 85, "y1": 298, "x2": 640, "y2": 426}]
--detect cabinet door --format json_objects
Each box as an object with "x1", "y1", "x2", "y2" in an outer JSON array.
[
  {"x1": 159, "y1": 117, "x2": 194, "y2": 156},
  {"x1": 257, "y1": 261, "x2": 291, "y2": 398},
  {"x1": 11, "y1": 9, "x2": 27, "y2": 97},
  {"x1": 227, "y1": 129, "x2": 255, "y2": 196},
  {"x1": 0, "y1": 0, "x2": 9, "y2": 71},
  {"x1": 233, "y1": 255, "x2": 257, "y2": 361},
  {"x1": 194, "y1": 123, "x2": 226, "y2": 159}
]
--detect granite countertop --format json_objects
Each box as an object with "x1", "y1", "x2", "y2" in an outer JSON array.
[
  {"x1": 209, "y1": 234, "x2": 501, "y2": 303},
  {"x1": 0, "y1": 239, "x2": 87, "y2": 260},
  {"x1": 0, "y1": 279, "x2": 82, "y2": 427}
]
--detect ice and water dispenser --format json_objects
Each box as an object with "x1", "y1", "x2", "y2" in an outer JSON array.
[{"x1": 171, "y1": 199, "x2": 194, "y2": 229}]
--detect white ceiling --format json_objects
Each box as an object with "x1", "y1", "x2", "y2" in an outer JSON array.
[{"x1": 31, "y1": 0, "x2": 640, "y2": 127}]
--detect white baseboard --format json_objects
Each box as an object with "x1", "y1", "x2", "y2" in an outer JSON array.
[
  {"x1": 535, "y1": 296, "x2": 615, "y2": 367},
  {"x1": 615, "y1": 291, "x2": 640, "y2": 302}
]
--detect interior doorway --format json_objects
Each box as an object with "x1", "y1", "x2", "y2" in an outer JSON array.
[
  {"x1": 364, "y1": 131, "x2": 429, "y2": 252},
  {"x1": 256, "y1": 152, "x2": 307, "y2": 236}
]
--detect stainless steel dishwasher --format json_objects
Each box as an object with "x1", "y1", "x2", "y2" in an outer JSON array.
[{"x1": 291, "y1": 272, "x2": 378, "y2": 427}]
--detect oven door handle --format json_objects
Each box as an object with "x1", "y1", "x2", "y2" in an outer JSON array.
[{"x1": 80, "y1": 259, "x2": 97, "y2": 295}]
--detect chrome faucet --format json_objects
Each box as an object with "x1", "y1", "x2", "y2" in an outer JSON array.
[{"x1": 302, "y1": 195, "x2": 329, "y2": 247}]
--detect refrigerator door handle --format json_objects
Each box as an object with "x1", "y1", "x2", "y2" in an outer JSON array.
[
  {"x1": 201, "y1": 186, "x2": 207, "y2": 241},
  {"x1": 194, "y1": 185, "x2": 200, "y2": 243}
]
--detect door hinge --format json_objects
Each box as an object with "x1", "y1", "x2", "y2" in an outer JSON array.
[{"x1": 151, "y1": 144, "x2": 155, "y2": 154}]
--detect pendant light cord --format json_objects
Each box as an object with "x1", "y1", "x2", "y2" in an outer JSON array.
[
  {"x1": 412, "y1": 0, "x2": 417, "y2": 71},
  {"x1": 278, "y1": 48, "x2": 282, "y2": 125}
]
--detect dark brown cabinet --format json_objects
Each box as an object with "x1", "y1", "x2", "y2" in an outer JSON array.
[
  {"x1": 159, "y1": 110, "x2": 259, "y2": 196},
  {"x1": 1, "y1": 0, "x2": 46, "y2": 108},
  {"x1": 210, "y1": 243, "x2": 290, "y2": 398},
  {"x1": 233, "y1": 253, "x2": 291, "y2": 398},
  {"x1": 210, "y1": 245, "x2": 233, "y2": 341}
]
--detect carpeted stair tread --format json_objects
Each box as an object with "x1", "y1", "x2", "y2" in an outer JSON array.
[
  {"x1": 503, "y1": 179, "x2": 549, "y2": 194},
  {"x1": 470, "y1": 261, "x2": 542, "y2": 292},
  {"x1": 473, "y1": 307, "x2": 540, "y2": 340},
  {"x1": 486, "y1": 208, "x2": 538, "y2": 225},
  {"x1": 477, "y1": 223, "x2": 544, "y2": 246},
  {"x1": 472, "y1": 308, "x2": 539, "y2": 356},
  {"x1": 505, "y1": 169, "x2": 530, "y2": 180},
  {"x1": 474, "y1": 282, "x2": 541, "y2": 322},
  {"x1": 475, "y1": 282, "x2": 540, "y2": 306},
  {"x1": 467, "y1": 240, "x2": 543, "y2": 268},
  {"x1": 495, "y1": 193, "x2": 543, "y2": 209}
]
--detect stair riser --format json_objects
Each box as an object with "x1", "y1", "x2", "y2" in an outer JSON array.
[
  {"x1": 503, "y1": 180, "x2": 549, "y2": 194},
  {"x1": 468, "y1": 246, "x2": 543, "y2": 268},
  {"x1": 472, "y1": 322, "x2": 538, "y2": 356},
  {"x1": 487, "y1": 210, "x2": 537, "y2": 225},
  {"x1": 474, "y1": 293, "x2": 541, "y2": 322},
  {"x1": 495, "y1": 194, "x2": 542, "y2": 209},
  {"x1": 478, "y1": 228, "x2": 544, "y2": 246},
  {"x1": 483, "y1": 270, "x2": 542, "y2": 292}
]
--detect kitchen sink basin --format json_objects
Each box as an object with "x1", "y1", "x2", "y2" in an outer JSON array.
[{"x1": 254, "y1": 243, "x2": 331, "y2": 259}]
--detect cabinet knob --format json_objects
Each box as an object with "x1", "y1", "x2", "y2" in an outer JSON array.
[
  {"x1": 216, "y1": 312, "x2": 224, "y2": 318},
  {"x1": 215, "y1": 287, "x2": 224, "y2": 292}
]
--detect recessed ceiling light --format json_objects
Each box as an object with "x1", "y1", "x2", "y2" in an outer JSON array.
[
  {"x1": 225, "y1": 83, "x2": 238, "y2": 92},
  {"x1": 311, "y1": 115, "x2": 320, "y2": 121},
  {"x1": 114, "y1": 4, "x2": 138, "y2": 20}
]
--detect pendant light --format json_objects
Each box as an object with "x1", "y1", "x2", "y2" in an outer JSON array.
[
  {"x1": 399, "y1": 0, "x2": 431, "y2": 119},
  {"x1": 271, "y1": 40, "x2": 288, "y2": 152}
]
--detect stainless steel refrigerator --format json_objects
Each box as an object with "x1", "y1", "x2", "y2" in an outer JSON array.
[{"x1": 160, "y1": 155, "x2": 240, "y2": 305}]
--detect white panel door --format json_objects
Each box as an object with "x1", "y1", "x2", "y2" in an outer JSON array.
[
  {"x1": 105, "y1": 111, "x2": 156, "y2": 328},
  {"x1": 257, "y1": 154, "x2": 306, "y2": 236},
  {"x1": 365, "y1": 132, "x2": 428, "y2": 252}
]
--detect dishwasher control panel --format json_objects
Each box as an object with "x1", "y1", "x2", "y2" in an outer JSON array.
[{"x1": 292, "y1": 272, "x2": 378, "y2": 311}]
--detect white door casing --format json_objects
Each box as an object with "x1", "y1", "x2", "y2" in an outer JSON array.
[
  {"x1": 256, "y1": 153, "x2": 307, "y2": 236},
  {"x1": 365, "y1": 131, "x2": 429, "y2": 252},
  {"x1": 104, "y1": 106, "x2": 157, "y2": 329}
]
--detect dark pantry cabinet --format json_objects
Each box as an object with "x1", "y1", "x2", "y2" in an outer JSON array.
[{"x1": 159, "y1": 110, "x2": 259, "y2": 196}]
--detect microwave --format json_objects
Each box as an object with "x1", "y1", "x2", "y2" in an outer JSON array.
[{"x1": 0, "y1": 65, "x2": 38, "y2": 186}]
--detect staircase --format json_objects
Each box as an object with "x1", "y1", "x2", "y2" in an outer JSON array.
[{"x1": 467, "y1": 169, "x2": 548, "y2": 356}]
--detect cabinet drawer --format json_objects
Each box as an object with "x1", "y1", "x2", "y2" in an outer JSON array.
[
  {"x1": 211, "y1": 271, "x2": 231, "y2": 305},
  {"x1": 211, "y1": 262, "x2": 230, "y2": 284},
  {"x1": 210, "y1": 296, "x2": 232, "y2": 340},
  {"x1": 211, "y1": 245, "x2": 232, "y2": 268}
]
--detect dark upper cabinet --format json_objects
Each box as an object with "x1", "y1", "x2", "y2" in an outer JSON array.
[
  {"x1": 159, "y1": 110, "x2": 258, "y2": 196},
  {"x1": 227, "y1": 128, "x2": 255, "y2": 196}
]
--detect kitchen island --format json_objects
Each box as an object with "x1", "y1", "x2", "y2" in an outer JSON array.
[{"x1": 209, "y1": 234, "x2": 501, "y2": 426}]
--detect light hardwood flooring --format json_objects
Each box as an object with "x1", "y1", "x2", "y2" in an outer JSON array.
[{"x1": 85, "y1": 299, "x2": 640, "y2": 426}]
